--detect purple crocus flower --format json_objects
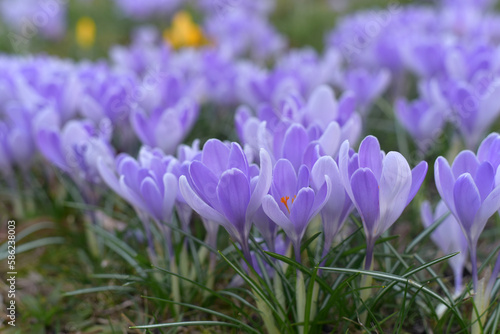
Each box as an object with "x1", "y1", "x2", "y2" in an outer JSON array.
[
  {"x1": 97, "y1": 146, "x2": 177, "y2": 223},
  {"x1": 421, "y1": 200, "x2": 468, "y2": 295},
  {"x1": 131, "y1": 98, "x2": 198, "y2": 155},
  {"x1": 0, "y1": 105, "x2": 36, "y2": 174},
  {"x1": 445, "y1": 79, "x2": 500, "y2": 149},
  {"x1": 339, "y1": 135, "x2": 428, "y2": 269},
  {"x1": 36, "y1": 113, "x2": 115, "y2": 185},
  {"x1": 310, "y1": 155, "x2": 353, "y2": 263},
  {"x1": 435, "y1": 149, "x2": 500, "y2": 291},
  {"x1": 340, "y1": 68, "x2": 390, "y2": 114},
  {"x1": 0, "y1": 0, "x2": 67, "y2": 40},
  {"x1": 477, "y1": 132, "x2": 500, "y2": 173},
  {"x1": 395, "y1": 79, "x2": 450, "y2": 152},
  {"x1": 235, "y1": 85, "x2": 361, "y2": 167},
  {"x1": 179, "y1": 139, "x2": 272, "y2": 262},
  {"x1": 262, "y1": 158, "x2": 331, "y2": 262}
]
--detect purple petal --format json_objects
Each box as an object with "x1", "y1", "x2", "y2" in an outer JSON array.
[
  {"x1": 162, "y1": 173, "x2": 177, "y2": 223},
  {"x1": 310, "y1": 175, "x2": 332, "y2": 221},
  {"x1": 271, "y1": 159, "x2": 298, "y2": 213},
  {"x1": 246, "y1": 148, "x2": 272, "y2": 222},
  {"x1": 474, "y1": 162, "x2": 494, "y2": 201},
  {"x1": 217, "y1": 169, "x2": 251, "y2": 236},
  {"x1": 406, "y1": 161, "x2": 428, "y2": 205},
  {"x1": 97, "y1": 158, "x2": 121, "y2": 196},
  {"x1": 297, "y1": 165, "x2": 310, "y2": 190},
  {"x1": 262, "y1": 194, "x2": 296, "y2": 243},
  {"x1": 451, "y1": 150, "x2": 479, "y2": 179},
  {"x1": 130, "y1": 109, "x2": 155, "y2": 146},
  {"x1": 472, "y1": 184, "x2": 500, "y2": 243},
  {"x1": 434, "y1": 157, "x2": 456, "y2": 214},
  {"x1": 228, "y1": 142, "x2": 249, "y2": 176},
  {"x1": 119, "y1": 175, "x2": 147, "y2": 211},
  {"x1": 281, "y1": 124, "x2": 309, "y2": 172},
  {"x1": 453, "y1": 173, "x2": 481, "y2": 236},
  {"x1": 201, "y1": 139, "x2": 230, "y2": 178},
  {"x1": 378, "y1": 152, "x2": 412, "y2": 234},
  {"x1": 351, "y1": 168, "x2": 380, "y2": 237},
  {"x1": 189, "y1": 161, "x2": 222, "y2": 212},
  {"x1": 306, "y1": 85, "x2": 338, "y2": 125},
  {"x1": 358, "y1": 135, "x2": 383, "y2": 180},
  {"x1": 179, "y1": 175, "x2": 236, "y2": 237},
  {"x1": 289, "y1": 187, "x2": 315, "y2": 241},
  {"x1": 37, "y1": 130, "x2": 68, "y2": 171},
  {"x1": 318, "y1": 121, "x2": 341, "y2": 157},
  {"x1": 338, "y1": 140, "x2": 353, "y2": 199},
  {"x1": 140, "y1": 177, "x2": 163, "y2": 221}
]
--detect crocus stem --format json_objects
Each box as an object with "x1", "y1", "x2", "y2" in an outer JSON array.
[
  {"x1": 364, "y1": 238, "x2": 375, "y2": 271},
  {"x1": 170, "y1": 259, "x2": 181, "y2": 317},
  {"x1": 309, "y1": 281, "x2": 320, "y2": 322},
  {"x1": 250, "y1": 271, "x2": 279, "y2": 334},
  {"x1": 471, "y1": 245, "x2": 478, "y2": 293},
  {"x1": 471, "y1": 276, "x2": 488, "y2": 334},
  {"x1": 360, "y1": 239, "x2": 375, "y2": 325},
  {"x1": 296, "y1": 270, "x2": 306, "y2": 334},
  {"x1": 273, "y1": 272, "x2": 286, "y2": 317},
  {"x1": 139, "y1": 213, "x2": 157, "y2": 266}
]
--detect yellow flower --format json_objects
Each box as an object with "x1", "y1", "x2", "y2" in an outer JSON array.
[
  {"x1": 163, "y1": 11, "x2": 207, "y2": 49},
  {"x1": 76, "y1": 16, "x2": 96, "y2": 49}
]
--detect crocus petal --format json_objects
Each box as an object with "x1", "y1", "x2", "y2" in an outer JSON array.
[
  {"x1": 290, "y1": 187, "x2": 315, "y2": 240},
  {"x1": 262, "y1": 194, "x2": 296, "y2": 243},
  {"x1": 311, "y1": 156, "x2": 345, "y2": 228},
  {"x1": 140, "y1": 177, "x2": 163, "y2": 221},
  {"x1": 118, "y1": 175, "x2": 147, "y2": 211},
  {"x1": 306, "y1": 85, "x2": 338, "y2": 125},
  {"x1": 201, "y1": 139, "x2": 230, "y2": 178},
  {"x1": 282, "y1": 124, "x2": 308, "y2": 171},
  {"x1": 162, "y1": 173, "x2": 177, "y2": 223},
  {"x1": 378, "y1": 152, "x2": 412, "y2": 234},
  {"x1": 406, "y1": 161, "x2": 428, "y2": 205},
  {"x1": 246, "y1": 148, "x2": 272, "y2": 222},
  {"x1": 318, "y1": 121, "x2": 341, "y2": 157},
  {"x1": 130, "y1": 110, "x2": 155, "y2": 146},
  {"x1": 228, "y1": 142, "x2": 249, "y2": 176},
  {"x1": 97, "y1": 158, "x2": 122, "y2": 196},
  {"x1": 179, "y1": 175, "x2": 236, "y2": 237},
  {"x1": 217, "y1": 168, "x2": 251, "y2": 236},
  {"x1": 37, "y1": 130, "x2": 68, "y2": 171},
  {"x1": 189, "y1": 160, "x2": 222, "y2": 211},
  {"x1": 453, "y1": 174, "x2": 481, "y2": 236},
  {"x1": 271, "y1": 158, "x2": 298, "y2": 208},
  {"x1": 451, "y1": 150, "x2": 479, "y2": 179},
  {"x1": 472, "y1": 184, "x2": 500, "y2": 243},
  {"x1": 338, "y1": 140, "x2": 353, "y2": 198},
  {"x1": 435, "y1": 157, "x2": 456, "y2": 214},
  {"x1": 297, "y1": 165, "x2": 310, "y2": 190},
  {"x1": 350, "y1": 168, "x2": 380, "y2": 236},
  {"x1": 474, "y1": 162, "x2": 494, "y2": 201},
  {"x1": 310, "y1": 175, "x2": 332, "y2": 220},
  {"x1": 358, "y1": 135, "x2": 383, "y2": 180}
]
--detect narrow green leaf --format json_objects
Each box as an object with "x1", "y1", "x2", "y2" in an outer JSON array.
[
  {"x1": 320, "y1": 266, "x2": 451, "y2": 308},
  {"x1": 63, "y1": 286, "x2": 133, "y2": 296},
  {"x1": 0, "y1": 237, "x2": 65, "y2": 260},
  {"x1": 130, "y1": 321, "x2": 242, "y2": 330},
  {"x1": 141, "y1": 296, "x2": 260, "y2": 334}
]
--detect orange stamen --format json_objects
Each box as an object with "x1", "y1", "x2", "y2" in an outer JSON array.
[
  {"x1": 281, "y1": 195, "x2": 297, "y2": 214},
  {"x1": 281, "y1": 196, "x2": 290, "y2": 214}
]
